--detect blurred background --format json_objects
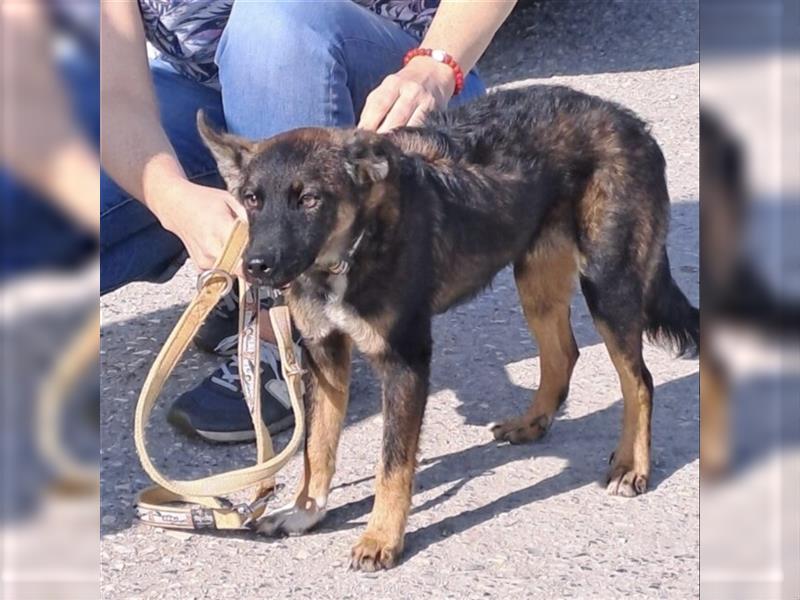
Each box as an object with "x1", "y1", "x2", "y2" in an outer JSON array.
[
  {"x1": 1, "y1": 0, "x2": 798, "y2": 598},
  {"x1": 1, "y1": 1, "x2": 99, "y2": 598},
  {"x1": 700, "y1": 1, "x2": 799, "y2": 599}
]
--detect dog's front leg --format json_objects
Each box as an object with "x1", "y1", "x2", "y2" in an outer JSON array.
[
  {"x1": 350, "y1": 347, "x2": 430, "y2": 571},
  {"x1": 259, "y1": 331, "x2": 352, "y2": 535}
]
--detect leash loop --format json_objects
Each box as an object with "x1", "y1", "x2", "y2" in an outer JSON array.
[{"x1": 133, "y1": 220, "x2": 305, "y2": 532}]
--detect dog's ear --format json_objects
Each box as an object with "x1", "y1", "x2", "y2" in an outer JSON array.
[
  {"x1": 344, "y1": 130, "x2": 397, "y2": 186},
  {"x1": 197, "y1": 110, "x2": 255, "y2": 192}
]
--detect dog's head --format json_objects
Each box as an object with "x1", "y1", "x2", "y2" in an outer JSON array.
[{"x1": 198, "y1": 111, "x2": 401, "y2": 287}]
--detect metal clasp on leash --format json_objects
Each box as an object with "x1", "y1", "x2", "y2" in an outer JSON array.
[
  {"x1": 261, "y1": 285, "x2": 285, "y2": 303},
  {"x1": 197, "y1": 268, "x2": 234, "y2": 296},
  {"x1": 237, "y1": 483, "x2": 284, "y2": 529}
]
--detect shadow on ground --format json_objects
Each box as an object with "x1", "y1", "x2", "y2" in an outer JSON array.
[
  {"x1": 108, "y1": 368, "x2": 698, "y2": 564},
  {"x1": 325, "y1": 372, "x2": 699, "y2": 563}
]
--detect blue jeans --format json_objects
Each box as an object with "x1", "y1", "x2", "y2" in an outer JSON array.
[{"x1": 100, "y1": 1, "x2": 485, "y2": 295}]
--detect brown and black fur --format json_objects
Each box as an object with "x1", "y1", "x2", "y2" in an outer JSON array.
[{"x1": 198, "y1": 85, "x2": 699, "y2": 571}]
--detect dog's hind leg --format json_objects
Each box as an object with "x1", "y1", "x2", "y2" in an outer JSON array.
[
  {"x1": 259, "y1": 331, "x2": 351, "y2": 535},
  {"x1": 575, "y1": 164, "x2": 666, "y2": 496},
  {"x1": 581, "y1": 268, "x2": 654, "y2": 497},
  {"x1": 491, "y1": 233, "x2": 579, "y2": 444}
]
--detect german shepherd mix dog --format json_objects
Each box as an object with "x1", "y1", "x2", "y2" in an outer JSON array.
[{"x1": 198, "y1": 85, "x2": 699, "y2": 571}]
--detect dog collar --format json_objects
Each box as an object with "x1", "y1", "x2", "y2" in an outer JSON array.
[{"x1": 328, "y1": 229, "x2": 366, "y2": 275}]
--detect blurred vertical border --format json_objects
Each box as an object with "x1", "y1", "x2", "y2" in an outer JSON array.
[
  {"x1": 700, "y1": 1, "x2": 800, "y2": 599},
  {"x1": 1, "y1": 1, "x2": 99, "y2": 598}
]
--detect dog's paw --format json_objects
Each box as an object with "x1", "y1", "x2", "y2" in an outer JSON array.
[
  {"x1": 349, "y1": 533, "x2": 401, "y2": 572},
  {"x1": 257, "y1": 497, "x2": 326, "y2": 536},
  {"x1": 489, "y1": 414, "x2": 550, "y2": 444},
  {"x1": 606, "y1": 461, "x2": 648, "y2": 497}
]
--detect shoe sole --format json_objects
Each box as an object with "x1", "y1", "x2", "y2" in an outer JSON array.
[{"x1": 168, "y1": 409, "x2": 296, "y2": 444}]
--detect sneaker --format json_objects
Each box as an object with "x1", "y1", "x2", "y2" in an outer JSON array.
[
  {"x1": 167, "y1": 342, "x2": 295, "y2": 443},
  {"x1": 193, "y1": 284, "x2": 240, "y2": 354},
  {"x1": 194, "y1": 284, "x2": 276, "y2": 356}
]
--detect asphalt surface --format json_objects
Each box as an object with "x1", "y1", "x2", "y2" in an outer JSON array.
[{"x1": 100, "y1": 2, "x2": 700, "y2": 598}]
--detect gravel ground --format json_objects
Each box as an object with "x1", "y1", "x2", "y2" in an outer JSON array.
[{"x1": 101, "y1": 2, "x2": 699, "y2": 598}]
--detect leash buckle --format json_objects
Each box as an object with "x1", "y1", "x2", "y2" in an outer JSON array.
[
  {"x1": 196, "y1": 268, "x2": 234, "y2": 296},
  {"x1": 238, "y1": 483, "x2": 284, "y2": 529}
]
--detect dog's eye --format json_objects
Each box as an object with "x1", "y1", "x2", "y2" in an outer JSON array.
[
  {"x1": 241, "y1": 192, "x2": 261, "y2": 210},
  {"x1": 299, "y1": 193, "x2": 320, "y2": 210}
]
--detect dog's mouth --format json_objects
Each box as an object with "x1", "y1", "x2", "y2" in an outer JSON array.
[
  {"x1": 243, "y1": 262, "x2": 312, "y2": 291},
  {"x1": 244, "y1": 272, "x2": 295, "y2": 291}
]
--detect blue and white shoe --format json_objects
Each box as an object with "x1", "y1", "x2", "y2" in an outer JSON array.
[
  {"x1": 168, "y1": 340, "x2": 295, "y2": 443},
  {"x1": 193, "y1": 287, "x2": 240, "y2": 355}
]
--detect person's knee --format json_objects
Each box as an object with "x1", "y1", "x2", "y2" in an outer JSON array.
[
  {"x1": 216, "y1": 1, "x2": 363, "y2": 136},
  {"x1": 217, "y1": 0, "x2": 349, "y2": 67}
]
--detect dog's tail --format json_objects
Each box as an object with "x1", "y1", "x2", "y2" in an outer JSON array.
[{"x1": 644, "y1": 251, "x2": 700, "y2": 358}]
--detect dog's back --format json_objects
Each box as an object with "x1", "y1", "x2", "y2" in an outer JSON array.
[{"x1": 391, "y1": 86, "x2": 697, "y2": 359}]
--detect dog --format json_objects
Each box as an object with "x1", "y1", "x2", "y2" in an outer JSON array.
[{"x1": 198, "y1": 85, "x2": 699, "y2": 571}]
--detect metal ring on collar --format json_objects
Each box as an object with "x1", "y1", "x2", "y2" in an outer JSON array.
[
  {"x1": 329, "y1": 260, "x2": 350, "y2": 275},
  {"x1": 196, "y1": 268, "x2": 234, "y2": 296}
]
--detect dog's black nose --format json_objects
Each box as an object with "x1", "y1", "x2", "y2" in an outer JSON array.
[{"x1": 245, "y1": 258, "x2": 272, "y2": 277}]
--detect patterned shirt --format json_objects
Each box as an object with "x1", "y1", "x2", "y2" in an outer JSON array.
[{"x1": 138, "y1": 0, "x2": 439, "y2": 87}]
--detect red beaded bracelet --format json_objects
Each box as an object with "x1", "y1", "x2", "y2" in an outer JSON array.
[{"x1": 403, "y1": 47, "x2": 465, "y2": 96}]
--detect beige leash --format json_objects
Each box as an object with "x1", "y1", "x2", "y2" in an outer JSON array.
[
  {"x1": 37, "y1": 309, "x2": 100, "y2": 493},
  {"x1": 134, "y1": 220, "x2": 305, "y2": 530}
]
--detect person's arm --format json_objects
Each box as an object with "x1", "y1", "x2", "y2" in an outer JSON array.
[
  {"x1": 358, "y1": 0, "x2": 516, "y2": 132},
  {"x1": 1, "y1": 0, "x2": 99, "y2": 233},
  {"x1": 101, "y1": 2, "x2": 242, "y2": 271}
]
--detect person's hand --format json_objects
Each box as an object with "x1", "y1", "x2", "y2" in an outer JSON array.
[
  {"x1": 153, "y1": 179, "x2": 246, "y2": 274},
  {"x1": 358, "y1": 56, "x2": 456, "y2": 133}
]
